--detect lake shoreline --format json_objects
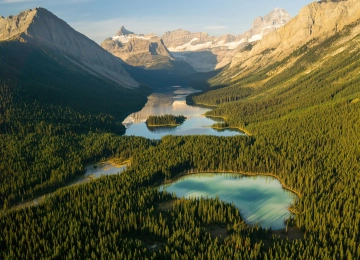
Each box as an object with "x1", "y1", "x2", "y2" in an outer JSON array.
[
  {"x1": 203, "y1": 114, "x2": 253, "y2": 136},
  {"x1": 161, "y1": 171, "x2": 300, "y2": 230}
]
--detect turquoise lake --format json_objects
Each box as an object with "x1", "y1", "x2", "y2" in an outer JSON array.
[{"x1": 160, "y1": 173, "x2": 297, "y2": 230}]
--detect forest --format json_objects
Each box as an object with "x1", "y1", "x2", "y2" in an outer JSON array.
[
  {"x1": 0, "y1": 15, "x2": 359, "y2": 260},
  {"x1": 146, "y1": 114, "x2": 186, "y2": 126}
]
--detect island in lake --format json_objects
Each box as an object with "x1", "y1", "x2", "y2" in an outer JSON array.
[{"x1": 146, "y1": 114, "x2": 187, "y2": 127}]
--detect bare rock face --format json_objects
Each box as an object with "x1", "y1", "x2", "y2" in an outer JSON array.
[
  {"x1": 243, "y1": 8, "x2": 292, "y2": 42},
  {"x1": 230, "y1": 0, "x2": 360, "y2": 70},
  {"x1": 101, "y1": 27, "x2": 194, "y2": 73},
  {"x1": 160, "y1": 8, "x2": 292, "y2": 72},
  {"x1": 116, "y1": 26, "x2": 134, "y2": 36},
  {"x1": 162, "y1": 29, "x2": 216, "y2": 50},
  {"x1": 101, "y1": 27, "x2": 173, "y2": 65},
  {"x1": 0, "y1": 8, "x2": 139, "y2": 88},
  {"x1": 101, "y1": 27, "x2": 170, "y2": 68}
]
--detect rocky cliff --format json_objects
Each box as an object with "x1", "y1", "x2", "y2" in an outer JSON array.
[
  {"x1": 229, "y1": 0, "x2": 360, "y2": 71},
  {"x1": 101, "y1": 27, "x2": 195, "y2": 73},
  {"x1": 0, "y1": 8, "x2": 138, "y2": 88}
]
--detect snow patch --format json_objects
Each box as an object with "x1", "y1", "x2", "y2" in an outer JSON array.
[
  {"x1": 168, "y1": 40, "x2": 213, "y2": 52},
  {"x1": 169, "y1": 38, "x2": 246, "y2": 52},
  {"x1": 249, "y1": 34, "x2": 262, "y2": 43},
  {"x1": 112, "y1": 35, "x2": 151, "y2": 43},
  {"x1": 227, "y1": 39, "x2": 246, "y2": 49}
]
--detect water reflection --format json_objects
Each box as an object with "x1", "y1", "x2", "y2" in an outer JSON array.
[
  {"x1": 160, "y1": 173, "x2": 297, "y2": 230},
  {"x1": 84, "y1": 162, "x2": 127, "y2": 178},
  {"x1": 146, "y1": 125, "x2": 178, "y2": 134},
  {"x1": 123, "y1": 86, "x2": 245, "y2": 139}
]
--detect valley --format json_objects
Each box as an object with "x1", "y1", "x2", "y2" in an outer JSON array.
[{"x1": 0, "y1": 0, "x2": 360, "y2": 259}]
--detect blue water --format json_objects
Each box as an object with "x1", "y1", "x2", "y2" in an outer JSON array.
[
  {"x1": 123, "y1": 86, "x2": 244, "y2": 139},
  {"x1": 160, "y1": 173, "x2": 297, "y2": 230}
]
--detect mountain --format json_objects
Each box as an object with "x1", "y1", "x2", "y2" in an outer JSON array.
[
  {"x1": 206, "y1": 0, "x2": 360, "y2": 85},
  {"x1": 116, "y1": 25, "x2": 135, "y2": 36},
  {"x1": 101, "y1": 8, "x2": 291, "y2": 74},
  {"x1": 0, "y1": 8, "x2": 149, "y2": 129},
  {"x1": 101, "y1": 27, "x2": 195, "y2": 74},
  {"x1": 0, "y1": 8, "x2": 138, "y2": 88},
  {"x1": 242, "y1": 7, "x2": 292, "y2": 43},
  {"x1": 162, "y1": 8, "x2": 292, "y2": 72}
]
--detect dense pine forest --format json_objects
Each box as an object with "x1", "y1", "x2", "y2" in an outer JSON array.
[
  {"x1": 1, "y1": 13, "x2": 360, "y2": 260},
  {"x1": 146, "y1": 114, "x2": 186, "y2": 126}
]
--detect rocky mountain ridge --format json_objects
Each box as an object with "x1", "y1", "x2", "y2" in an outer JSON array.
[
  {"x1": 161, "y1": 8, "x2": 292, "y2": 72},
  {"x1": 101, "y1": 27, "x2": 195, "y2": 73},
  {"x1": 100, "y1": 8, "x2": 292, "y2": 73},
  {"x1": 102, "y1": 28, "x2": 172, "y2": 62},
  {"x1": 163, "y1": 8, "x2": 291, "y2": 52},
  {"x1": 0, "y1": 8, "x2": 139, "y2": 88}
]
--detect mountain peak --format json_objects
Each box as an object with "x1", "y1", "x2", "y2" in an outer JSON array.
[
  {"x1": 247, "y1": 7, "x2": 292, "y2": 42},
  {"x1": 0, "y1": 7, "x2": 69, "y2": 42},
  {"x1": 0, "y1": 7, "x2": 139, "y2": 88},
  {"x1": 116, "y1": 26, "x2": 135, "y2": 36},
  {"x1": 257, "y1": 8, "x2": 292, "y2": 30}
]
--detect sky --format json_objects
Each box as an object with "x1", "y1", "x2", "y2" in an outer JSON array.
[{"x1": 0, "y1": 0, "x2": 315, "y2": 44}]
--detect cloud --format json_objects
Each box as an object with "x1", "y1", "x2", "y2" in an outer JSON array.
[
  {"x1": 0, "y1": 0, "x2": 91, "y2": 4},
  {"x1": 0, "y1": 0, "x2": 38, "y2": 3},
  {"x1": 204, "y1": 25, "x2": 228, "y2": 30}
]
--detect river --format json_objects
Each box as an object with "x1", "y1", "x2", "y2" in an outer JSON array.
[{"x1": 12, "y1": 159, "x2": 127, "y2": 210}]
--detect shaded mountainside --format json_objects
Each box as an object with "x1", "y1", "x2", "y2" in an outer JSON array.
[
  {"x1": 0, "y1": 40, "x2": 149, "y2": 123},
  {"x1": 0, "y1": 8, "x2": 138, "y2": 88},
  {"x1": 0, "y1": 8, "x2": 150, "y2": 125}
]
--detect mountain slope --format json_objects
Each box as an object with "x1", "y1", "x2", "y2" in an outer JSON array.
[
  {"x1": 219, "y1": 0, "x2": 360, "y2": 80},
  {"x1": 0, "y1": 8, "x2": 149, "y2": 123},
  {"x1": 0, "y1": 8, "x2": 138, "y2": 88}
]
